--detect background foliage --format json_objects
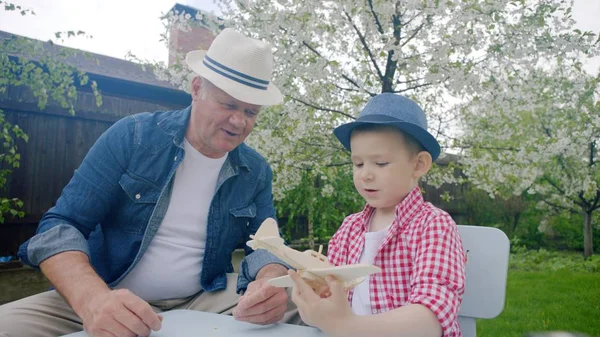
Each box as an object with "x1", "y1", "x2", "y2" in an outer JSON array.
[{"x1": 0, "y1": 0, "x2": 101, "y2": 224}]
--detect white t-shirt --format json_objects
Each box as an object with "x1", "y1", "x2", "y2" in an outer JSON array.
[
  {"x1": 115, "y1": 138, "x2": 227, "y2": 301},
  {"x1": 351, "y1": 225, "x2": 389, "y2": 316}
]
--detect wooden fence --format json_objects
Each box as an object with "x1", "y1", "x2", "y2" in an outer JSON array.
[{"x1": 0, "y1": 84, "x2": 189, "y2": 256}]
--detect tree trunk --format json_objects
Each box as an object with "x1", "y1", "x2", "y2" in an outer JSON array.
[
  {"x1": 307, "y1": 221, "x2": 314, "y2": 251},
  {"x1": 307, "y1": 177, "x2": 315, "y2": 251},
  {"x1": 583, "y1": 211, "x2": 594, "y2": 259},
  {"x1": 512, "y1": 213, "x2": 521, "y2": 236}
]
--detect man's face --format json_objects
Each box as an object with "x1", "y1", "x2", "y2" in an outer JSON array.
[{"x1": 187, "y1": 77, "x2": 262, "y2": 158}]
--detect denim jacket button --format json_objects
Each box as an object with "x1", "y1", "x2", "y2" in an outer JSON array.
[
  {"x1": 174, "y1": 156, "x2": 178, "y2": 161},
  {"x1": 135, "y1": 193, "x2": 141, "y2": 200}
]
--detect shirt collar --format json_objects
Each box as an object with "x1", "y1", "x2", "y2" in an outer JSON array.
[
  {"x1": 358, "y1": 186, "x2": 425, "y2": 232},
  {"x1": 394, "y1": 186, "x2": 425, "y2": 229}
]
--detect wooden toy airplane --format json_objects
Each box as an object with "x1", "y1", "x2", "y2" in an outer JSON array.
[{"x1": 247, "y1": 218, "x2": 381, "y2": 290}]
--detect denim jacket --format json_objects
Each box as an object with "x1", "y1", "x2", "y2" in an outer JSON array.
[{"x1": 18, "y1": 106, "x2": 286, "y2": 294}]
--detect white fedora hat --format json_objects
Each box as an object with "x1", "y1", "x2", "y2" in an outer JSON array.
[{"x1": 185, "y1": 28, "x2": 283, "y2": 106}]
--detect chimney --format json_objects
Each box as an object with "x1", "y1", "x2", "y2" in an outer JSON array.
[{"x1": 167, "y1": 3, "x2": 220, "y2": 67}]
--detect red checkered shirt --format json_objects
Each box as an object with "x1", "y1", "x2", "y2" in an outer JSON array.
[{"x1": 327, "y1": 187, "x2": 466, "y2": 337}]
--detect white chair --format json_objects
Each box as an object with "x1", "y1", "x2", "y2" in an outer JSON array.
[{"x1": 457, "y1": 225, "x2": 510, "y2": 337}]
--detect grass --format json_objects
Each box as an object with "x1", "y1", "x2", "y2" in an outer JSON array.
[{"x1": 477, "y1": 271, "x2": 600, "y2": 337}]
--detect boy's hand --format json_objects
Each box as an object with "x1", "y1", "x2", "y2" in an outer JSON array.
[{"x1": 289, "y1": 270, "x2": 354, "y2": 335}]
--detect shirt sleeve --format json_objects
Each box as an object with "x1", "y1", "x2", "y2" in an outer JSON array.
[{"x1": 407, "y1": 213, "x2": 466, "y2": 337}]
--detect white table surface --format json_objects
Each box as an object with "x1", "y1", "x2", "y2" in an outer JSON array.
[{"x1": 62, "y1": 309, "x2": 327, "y2": 337}]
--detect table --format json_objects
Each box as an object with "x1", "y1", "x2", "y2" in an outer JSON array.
[{"x1": 63, "y1": 309, "x2": 327, "y2": 337}]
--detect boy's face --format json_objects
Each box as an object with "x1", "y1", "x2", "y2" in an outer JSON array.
[{"x1": 350, "y1": 128, "x2": 423, "y2": 214}]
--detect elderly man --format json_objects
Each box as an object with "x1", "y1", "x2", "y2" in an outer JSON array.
[{"x1": 0, "y1": 28, "x2": 295, "y2": 337}]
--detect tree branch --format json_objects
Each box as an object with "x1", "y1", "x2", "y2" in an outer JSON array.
[
  {"x1": 334, "y1": 83, "x2": 360, "y2": 93},
  {"x1": 578, "y1": 191, "x2": 591, "y2": 209},
  {"x1": 396, "y1": 76, "x2": 427, "y2": 85},
  {"x1": 279, "y1": 24, "x2": 373, "y2": 96},
  {"x1": 400, "y1": 12, "x2": 417, "y2": 28},
  {"x1": 393, "y1": 81, "x2": 434, "y2": 93},
  {"x1": 381, "y1": 2, "x2": 402, "y2": 93},
  {"x1": 591, "y1": 190, "x2": 600, "y2": 211},
  {"x1": 541, "y1": 175, "x2": 567, "y2": 196},
  {"x1": 590, "y1": 141, "x2": 596, "y2": 167},
  {"x1": 401, "y1": 51, "x2": 427, "y2": 61},
  {"x1": 342, "y1": 10, "x2": 385, "y2": 83},
  {"x1": 400, "y1": 18, "x2": 429, "y2": 49},
  {"x1": 556, "y1": 153, "x2": 577, "y2": 185},
  {"x1": 452, "y1": 145, "x2": 520, "y2": 151},
  {"x1": 326, "y1": 161, "x2": 352, "y2": 167},
  {"x1": 298, "y1": 139, "x2": 337, "y2": 149},
  {"x1": 291, "y1": 97, "x2": 355, "y2": 119},
  {"x1": 367, "y1": 0, "x2": 384, "y2": 34},
  {"x1": 300, "y1": 40, "x2": 375, "y2": 96},
  {"x1": 542, "y1": 199, "x2": 579, "y2": 213}
]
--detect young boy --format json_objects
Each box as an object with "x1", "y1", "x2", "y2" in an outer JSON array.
[{"x1": 288, "y1": 93, "x2": 466, "y2": 337}]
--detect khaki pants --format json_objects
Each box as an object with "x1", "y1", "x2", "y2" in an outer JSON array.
[{"x1": 0, "y1": 273, "x2": 301, "y2": 337}]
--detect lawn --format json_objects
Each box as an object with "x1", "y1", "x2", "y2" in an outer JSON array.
[{"x1": 477, "y1": 271, "x2": 600, "y2": 337}]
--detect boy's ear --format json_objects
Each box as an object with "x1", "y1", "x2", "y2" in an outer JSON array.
[{"x1": 413, "y1": 151, "x2": 432, "y2": 179}]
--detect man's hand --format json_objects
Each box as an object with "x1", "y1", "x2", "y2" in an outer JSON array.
[
  {"x1": 233, "y1": 264, "x2": 288, "y2": 325},
  {"x1": 40, "y1": 252, "x2": 163, "y2": 337},
  {"x1": 289, "y1": 270, "x2": 354, "y2": 336},
  {"x1": 80, "y1": 289, "x2": 163, "y2": 337}
]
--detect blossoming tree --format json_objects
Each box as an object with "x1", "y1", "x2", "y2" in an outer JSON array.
[
  {"x1": 461, "y1": 59, "x2": 600, "y2": 258},
  {"x1": 157, "y1": 0, "x2": 594, "y2": 199}
]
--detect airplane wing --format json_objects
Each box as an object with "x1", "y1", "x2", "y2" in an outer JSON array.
[
  {"x1": 267, "y1": 264, "x2": 381, "y2": 288},
  {"x1": 307, "y1": 264, "x2": 381, "y2": 281},
  {"x1": 281, "y1": 246, "x2": 331, "y2": 269},
  {"x1": 267, "y1": 275, "x2": 295, "y2": 288}
]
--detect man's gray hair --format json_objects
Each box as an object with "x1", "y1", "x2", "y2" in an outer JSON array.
[{"x1": 198, "y1": 76, "x2": 210, "y2": 101}]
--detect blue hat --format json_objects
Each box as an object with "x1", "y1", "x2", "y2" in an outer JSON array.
[{"x1": 333, "y1": 93, "x2": 441, "y2": 161}]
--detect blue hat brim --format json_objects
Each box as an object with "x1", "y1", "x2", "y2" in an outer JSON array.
[{"x1": 333, "y1": 115, "x2": 441, "y2": 161}]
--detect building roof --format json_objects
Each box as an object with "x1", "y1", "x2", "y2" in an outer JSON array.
[
  {"x1": 0, "y1": 30, "x2": 191, "y2": 105},
  {"x1": 0, "y1": 30, "x2": 179, "y2": 91}
]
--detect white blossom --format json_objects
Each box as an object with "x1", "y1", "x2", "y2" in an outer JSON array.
[{"x1": 148, "y1": 0, "x2": 597, "y2": 202}]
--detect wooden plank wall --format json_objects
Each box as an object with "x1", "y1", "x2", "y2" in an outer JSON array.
[{"x1": 0, "y1": 85, "x2": 188, "y2": 256}]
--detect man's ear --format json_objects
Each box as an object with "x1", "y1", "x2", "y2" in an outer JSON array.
[
  {"x1": 190, "y1": 76, "x2": 201, "y2": 101},
  {"x1": 413, "y1": 151, "x2": 433, "y2": 179}
]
